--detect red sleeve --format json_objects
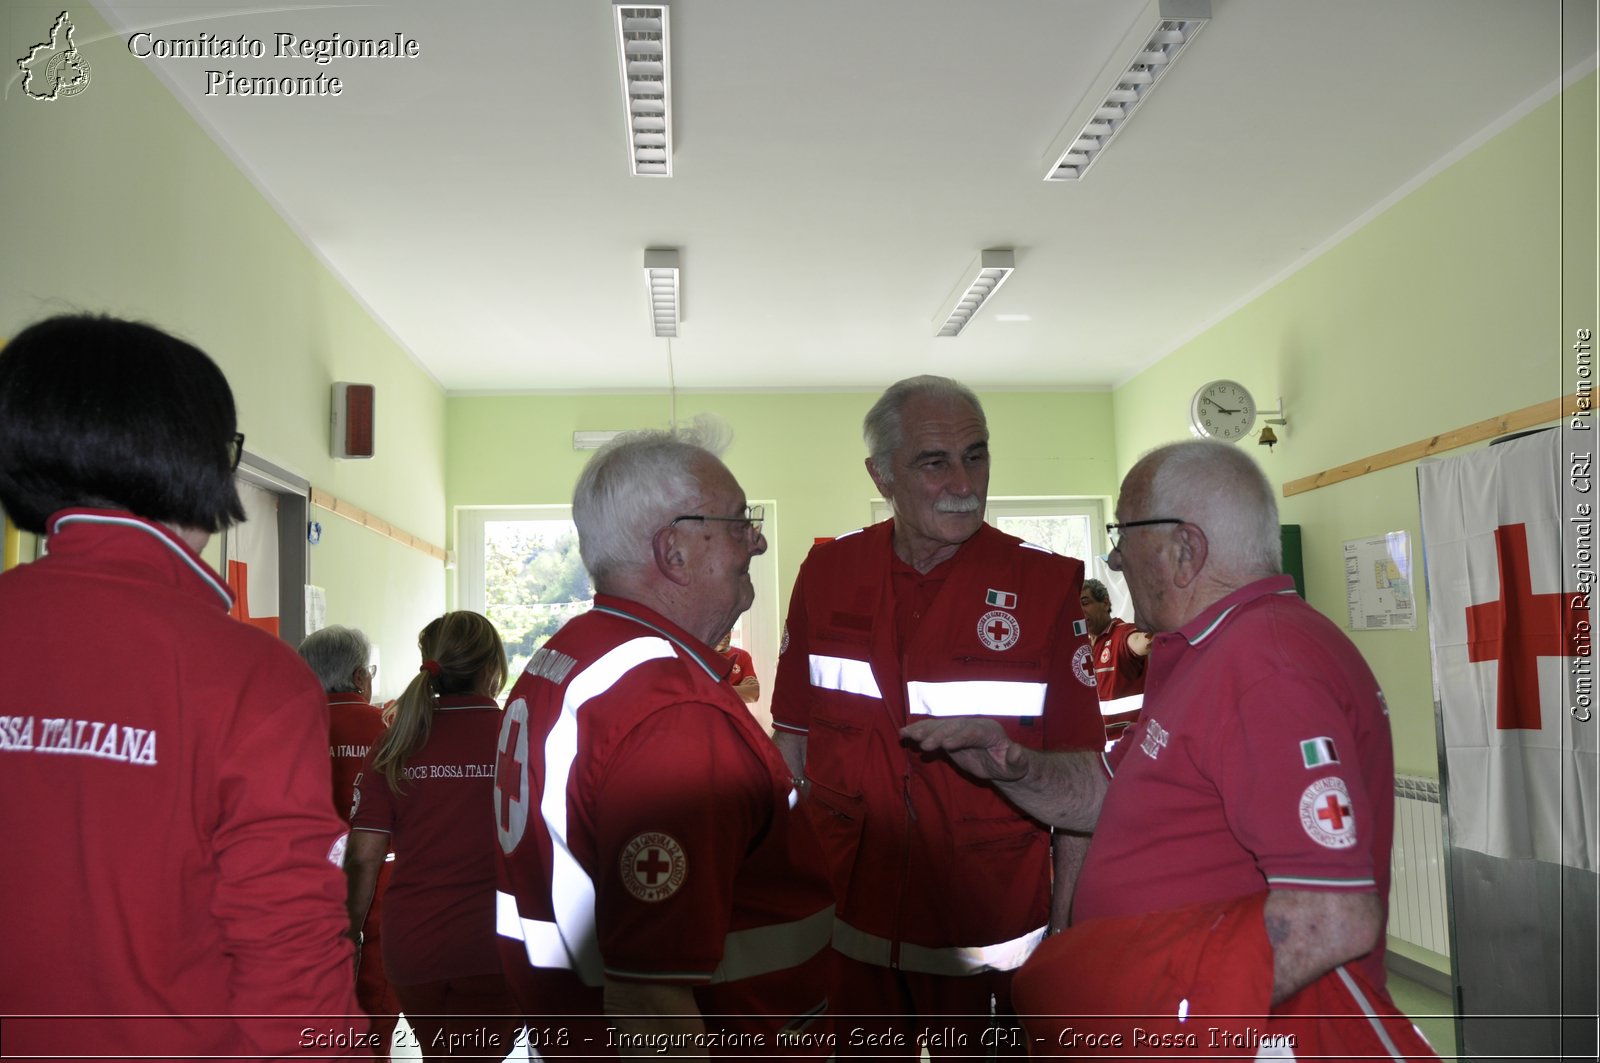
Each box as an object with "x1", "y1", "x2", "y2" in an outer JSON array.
[
  {"x1": 349, "y1": 747, "x2": 394, "y2": 833},
  {"x1": 770, "y1": 563, "x2": 813, "y2": 735},
  {"x1": 211, "y1": 671, "x2": 365, "y2": 1054},
  {"x1": 1212, "y1": 674, "x2": 1377, "y2": 893},
  {"x1": 1041, "y1": 559, "x2": 1104, "y2": 752},
  {"x1": 726, "y1": 647, "x2": 756, "y2": 685},
  {"x1": 590, "y1": 702, "x2": 771, "y2": 983}
]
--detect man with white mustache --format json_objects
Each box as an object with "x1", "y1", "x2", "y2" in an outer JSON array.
[{"x1": 771, "y1": 376, "x2": 1103, "y2": 1054}]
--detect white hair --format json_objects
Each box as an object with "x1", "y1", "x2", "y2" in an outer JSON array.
[
  {"x1": 1143, "y1": 439, "x2": 1282, "y2": 575},
  {"x1": 863, "y1": 375, "x2": 986, "y2": 483},
  {"x1": 573, "y1": 414, "x2": 731, "y2": 589},
  {"x1": 296, "y1": 624, "x2": 371, "y2": 694}
]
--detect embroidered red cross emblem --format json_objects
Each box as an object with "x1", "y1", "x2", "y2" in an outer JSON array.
[
  {"x1": 495, "y1": 718, "x2": 523, "y2": 824},
  {"x1": 1316, "y1": 794, "x2": 1351, "y2": 831},
  {"x1": 1465, "y1": 523, "x2": 1586, "y2": 731},
  {"x1": 987, "y1": 618, "x2": 1011, "y2": 643},
  {"x1": 636, "y1": 848, "x2": 672, "y2": 885}
]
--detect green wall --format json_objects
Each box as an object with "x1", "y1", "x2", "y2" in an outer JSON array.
[
  {"x1": 4, "y1": 4, "x2": 1591, "y2": 773},
  {"x1": 0, "y1": 3, "x2": 447, "y2": 685},
  {"x1": 446, "y1": 389, "x2": 1118, "y2": 621},
  {"x1": 1111, "y1": 77, "x2": 1596, "y2": 778}
]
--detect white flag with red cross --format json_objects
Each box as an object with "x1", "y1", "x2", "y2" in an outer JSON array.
[
  {"x1": 225, "y1": 479, "x2": 281, "y2": 638},
  {"x1": 1418, "y1": 430, "x2": 1597, "y2": 871}
]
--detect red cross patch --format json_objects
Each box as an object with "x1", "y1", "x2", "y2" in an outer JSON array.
[
  {"x1": 621, "y1": 831, "x2": 688, "y2": 902},
  {"x1": 977, "y1": 609, "x2": 1020, "y2": 651},
  {"x1": 1298, "y1": 777, "x2": 1357, "y2": 849},
  {"x1": 1072, "y1": 643, "x2": 1095, "y2": 687}
]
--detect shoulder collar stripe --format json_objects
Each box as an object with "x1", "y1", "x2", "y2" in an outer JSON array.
[
  {"x1": 1185, "y1": 603, "x2": 1241, "y2": 646},
  {"x1": 1186, "y1": 585, "x2": 1302, "y2": 646},
  {"x1": 52, "y1": 513, "x2": 232, "y2": 609},
  {"x1": 591, "y1": 604, "x2": 722, "y2": 680}
]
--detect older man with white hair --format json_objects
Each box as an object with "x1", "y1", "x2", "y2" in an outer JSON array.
[
  {"x1": 493, "y1": 424, "x2": 834, "y2": 1054},
  {"x1": 297, "y1": 623, "x2": 399, "y2": 1060},
  {"x1": 771, "y1": 376, "x2": 1103, "y2": 1051},
  {"x1": 904, "y1": 440, "x2": 1431, "y2": 1057}
]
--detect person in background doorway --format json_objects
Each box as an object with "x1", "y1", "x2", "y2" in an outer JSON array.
[
  {"x1": 345, "y1": 611, "x2": 518, "y2": 1062},
  {"x1": 715, "y1": 630, "x2": 760, "y2": 704},
  {"x1": 300, "y1": 623, "x2": 401, "y2": 1060},
  {"x1": 1079, "y1": 577, "x2": 1151, "y2": 743}
]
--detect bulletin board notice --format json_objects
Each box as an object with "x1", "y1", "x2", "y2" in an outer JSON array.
[{"x1": 1343, "y1": 532, "x2": 1416, "y2": 630}]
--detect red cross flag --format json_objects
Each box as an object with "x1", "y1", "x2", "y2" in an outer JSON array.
[
  {"x1": 225, "y1": 479, "x2": 280, "y2": 638},
  {"x1": 1418, "y1": 430, "x2": 1597, "y2": 871}
]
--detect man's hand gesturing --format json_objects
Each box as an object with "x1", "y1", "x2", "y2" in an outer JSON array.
[{"x1": 901, "y1": 717, "x2": 1029, "y2": 783}]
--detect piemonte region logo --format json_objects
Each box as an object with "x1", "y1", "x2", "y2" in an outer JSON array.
[{"x1": 17, "y1": 11, "x2": 92, "y2": 101}]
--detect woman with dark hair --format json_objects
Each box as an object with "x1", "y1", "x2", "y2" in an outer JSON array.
[
  {"x1": 0, "y1": 314, "x2": 364, "y2": 1058},
  {"x1": 345, "y1": 611, "x2": 520, "y2": 1061}
]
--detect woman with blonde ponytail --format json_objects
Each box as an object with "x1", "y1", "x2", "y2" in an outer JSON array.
[{"x1": 344, "y1": 612, "x2": 517, "y2": 1061}]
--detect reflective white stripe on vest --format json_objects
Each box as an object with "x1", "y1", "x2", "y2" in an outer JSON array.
[
  {"x1": 532, "y1": 636, "x2": 679, "y2": 984},
  {"x1": 905, "y1": 679, "x2": 1046, "y2": 718},
  {"x1": 495, "y1": 889, "x2": 569, "y2": 968},
  {"x1": 1099, "y1": 693, "x2": 1144, "y2": 719},
  {"x1": 809, "y1": 654, "x2": 882, "y2": 699},
  {"x1": 831, "y1": 918, "x2": 1046, "y2": 977},
  {"x1": 709, "y1": 905, "x2": 835, "y2": 984}
]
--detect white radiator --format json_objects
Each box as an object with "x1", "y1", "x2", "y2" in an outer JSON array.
[{"x1": 1388, "y1": 774, "x2": 1450, "y2": 956}]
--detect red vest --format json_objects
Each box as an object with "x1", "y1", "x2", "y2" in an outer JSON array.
[
  {"x1": 1093, "y1": 618, "x2": 1147, "y2": 739},
  {"x1": 773, "y1": 521, "x2": 1102, "y2": 972}
]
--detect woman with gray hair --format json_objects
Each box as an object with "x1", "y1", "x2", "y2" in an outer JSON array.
[{"x1": 297, "y1": 624, "x2": 400, "y2": 1059}]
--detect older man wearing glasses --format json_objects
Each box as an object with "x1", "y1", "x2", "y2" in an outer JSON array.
[
  {"x1": 904, "y1": 440, "x2": 1425, "y2": 1057},
  {"x1": 770, "y1": 376, "x2": 1103, "y2": 1053},
  {"x1": 493, "y1": 423, "x2": 834, "y2": 1054}
]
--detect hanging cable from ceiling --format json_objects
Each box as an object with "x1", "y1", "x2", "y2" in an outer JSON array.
[{"x1": 666, "y1": 337, "x2": 678, "y2": 431}]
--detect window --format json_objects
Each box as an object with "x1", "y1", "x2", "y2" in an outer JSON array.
[
  {"x1": 868, "y1": 496, "x2": 1106, "y2": 567},
  {"x1": 458, "y1": 507, "x2": 590, "y2": 693},
  {"x1": 457, "y1": 504, "x2": 782, "y2": 728}
]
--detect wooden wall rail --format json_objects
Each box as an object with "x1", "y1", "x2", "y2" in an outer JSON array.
[
  {"x1": 1282, "y1": 395, "x2": 1583, "y2": 497},
  {"x1": 309, "y1": 488, "x2": 447, "y2": 562}
]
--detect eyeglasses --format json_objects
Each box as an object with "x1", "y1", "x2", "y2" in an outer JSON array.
[
  {"x1": 228, "y1": 432, "x2": 246, "y2": 471},
  {"x1": 1105, "y1": 518, "x2": 1186, "y2": 551},
  {"x1": 669, "y1": 505, "x2": 764, "y2": 538}
]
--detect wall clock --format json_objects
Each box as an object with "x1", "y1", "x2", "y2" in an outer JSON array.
[{"x1": 1189, "y1": 380, "x2": 1256, "y2": 442}]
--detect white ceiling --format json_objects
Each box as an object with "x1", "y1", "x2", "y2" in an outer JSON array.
[{"x1": 94, "y1": 0, "x2": 1585, "y2": 393}]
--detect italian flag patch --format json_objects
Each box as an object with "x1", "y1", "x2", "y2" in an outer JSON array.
[
  {"x1": 1300, "y1": 737, "x2": 1340, "y2": 769},
  {"x1": 986, "y1": 588, "x2": 1017, "y2": 608}
]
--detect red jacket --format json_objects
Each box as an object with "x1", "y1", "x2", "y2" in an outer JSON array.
[
  {"x1": 495, "y1": 596, "x2": 834, "y2": 1043},
  {"x1": 0, "y1": 510, "x2": 363, "y2": 1059}
]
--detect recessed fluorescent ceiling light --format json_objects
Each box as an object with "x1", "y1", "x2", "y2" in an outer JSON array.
[
  {"x1": 615, "y1": 4, "x2": 671, "y2": 176},
  {"x1": 643, "y1": 249, "x2": 680, "y2": 337},
  {"x1": 574, "y1": 431, "x2": 626, "y2": 451},
  {"x1": 933, "y1": 250, "x2": 1016, "y2": 338},
  {"x1": 1042, "y1": 0, "x2": 1210, "y2": 182}
]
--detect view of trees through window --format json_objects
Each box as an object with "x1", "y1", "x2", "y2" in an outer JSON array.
[
  {"x1": 483, "y1": 519, "x2": 591, "y2": 685},
  {"x1": 991, "y1": 513, "x2": 1095, "y2": 565}
]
